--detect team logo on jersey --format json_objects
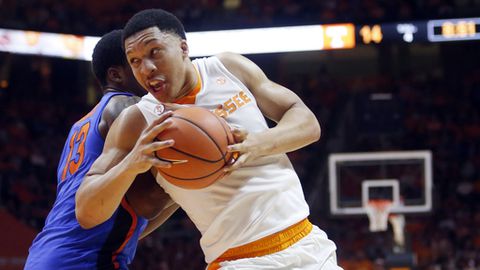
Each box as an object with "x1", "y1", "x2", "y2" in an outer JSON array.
[
  {"x1": 216, "y1": 77, "x2": 226, "y2": 85},
  {"x1": 154, "y1": 104, "x2": 165, "y2": 116}
]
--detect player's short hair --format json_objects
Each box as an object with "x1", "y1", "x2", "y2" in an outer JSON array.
[
  {"x1": 122, "y1": 9, "x2": 186, "y2": 44},
  {"x1": 91, "y1": 29, "x2": 126, "y2": 87}
]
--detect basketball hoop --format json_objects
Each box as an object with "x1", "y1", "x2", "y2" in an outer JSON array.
[{"x1": 365, "y1": 199, "x2": 393, "y2": 232}]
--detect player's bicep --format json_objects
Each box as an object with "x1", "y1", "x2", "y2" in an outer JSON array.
[
  {"x1": 86, "y1": 146, "x2": 128, "y2": 177},
  {"x1": 217, "y1": 52, "x2": 304, "y2": 123},
  {"x1": 252, "y1": 80, "x2": 305, "y2": 123},
  {"x1": 86, "y1": 145, "x2": 126, "y2": 179},
  {"x1": 88, "y1": 107, "x2": 145, "y2": 176}
]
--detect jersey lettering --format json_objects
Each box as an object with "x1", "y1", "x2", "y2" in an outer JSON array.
[
  {"x1": 214, "y1": 91, "x2": 252, "y2": 118},
  {"x1": 61, "y1": 121, "x2": 91, "y2": 181}
]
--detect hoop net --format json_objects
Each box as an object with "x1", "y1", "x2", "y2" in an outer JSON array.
[
  {"x1": 365, "y1": 199, "x2": 394, "y2": 232},
  {"x1": 388, "y1": 214, "x2": 406, "y2": 249}
]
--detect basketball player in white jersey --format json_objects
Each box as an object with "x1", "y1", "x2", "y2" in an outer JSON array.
[{"x1": 82, "y1": 9, "x2": 342, "y2": 270}]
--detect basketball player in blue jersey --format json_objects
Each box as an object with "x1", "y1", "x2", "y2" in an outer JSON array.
[{"x1": 25, "y1": 30, "x2": 178, "y2": 270}]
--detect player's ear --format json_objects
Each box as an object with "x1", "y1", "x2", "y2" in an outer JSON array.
[
  {"x1": 181, "y1": 40, "x2": 189, "y2": 58},
  {"x1": 107, "y1": 67, "x2": 123, "y2": 83}
]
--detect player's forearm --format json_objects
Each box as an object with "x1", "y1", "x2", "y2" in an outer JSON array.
[
  {"x1": 139, "y1": 203, "x2": 179, "y2": 240},
  {"x1": 259, "y1": 104, "x2": 320, "y2": 156},
  {"x1": 76, "y1": 161, "x2": 139, "y2": 229}
]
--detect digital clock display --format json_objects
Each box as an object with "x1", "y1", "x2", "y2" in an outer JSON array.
[{"x1": 428, "y1": 18, "x2": 480, "y2": 42}]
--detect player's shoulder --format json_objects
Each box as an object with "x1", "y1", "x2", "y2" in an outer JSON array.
[
  {"x1": 216, "y1": 52, "x2": 260, "y2": 84},
  {"x1": 116, "y1": 104, "x2": 145, "y2": 128},
  {"x1": 111, "y1": 103, "x2": 144, "y2": 133},
  {"x1": 215, "y1": 52, "x2": 246, "y2": 67},
  {"x1": 103, "y1": 94, "x2": 141, "y2": 121},
  {"x1": 99, "y1": 94, "x2": 141, "y2": 137},
  {"x1": 103, "y1": 104, "x2": 147, "y2": 148}
]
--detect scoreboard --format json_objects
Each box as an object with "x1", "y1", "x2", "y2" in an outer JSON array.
[{"x1": 357, "y1": 17, "x2": 480, "y2": 45}]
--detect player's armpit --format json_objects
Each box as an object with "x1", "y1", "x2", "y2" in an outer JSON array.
[
  {"x1": 126, "y1": 171, "x2": 173, "y2": 220},
  {"x1": 139, "y1": 202, "x2": 179, "y2": 240}
]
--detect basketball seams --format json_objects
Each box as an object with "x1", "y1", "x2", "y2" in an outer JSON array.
[
  {"x1": 154, "y1": 137, "x2": 221, "y2": 163},
  {"x1": 154, "y1": 108, "x2": 233, "y2": 188},
  {"x1": 171, "y1": 114, "x2": 225, "y2": 160},
  {"x1": 159, "y1": 164, "x2": 225, "y2": 181},
  {"x1": 169, "y1": 146, "x2": 224, "y2": 163},
  {"x1": 212, "y1": 115, "x2": 233, "y2": 164}
]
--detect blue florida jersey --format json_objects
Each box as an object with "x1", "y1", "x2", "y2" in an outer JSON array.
[{"x1": 25, "y1": 92, "x2": 148, "y2": 270}]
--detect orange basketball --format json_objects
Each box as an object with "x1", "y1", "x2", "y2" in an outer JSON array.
[{"x1": 155, "y1": 106, "x2": 235, "y2": 189}]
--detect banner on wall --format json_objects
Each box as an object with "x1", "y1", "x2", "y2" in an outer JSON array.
[{"x1": 0, "y1": 24, "x2": 356, "y2": 61}]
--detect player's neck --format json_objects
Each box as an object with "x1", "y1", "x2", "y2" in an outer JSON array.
[
  {"x1": 175, "y1": 62, "x2": 199, "y2": 101},
  {"x1": 103, "y1": 86, "x2": 124, "y2": 94}
]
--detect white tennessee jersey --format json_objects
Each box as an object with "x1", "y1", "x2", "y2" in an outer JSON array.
[{"x1": 136, "y1": 56, "x2": 310, "y2": 263}]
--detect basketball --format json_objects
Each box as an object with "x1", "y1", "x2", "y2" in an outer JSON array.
[{"x1": 155, "y1": 106, "x2": 235, "y2": 189}]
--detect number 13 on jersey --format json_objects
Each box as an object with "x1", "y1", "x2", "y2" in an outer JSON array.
[{"x1": 60, "y1": 121, "x2": 90, "y2": 181}]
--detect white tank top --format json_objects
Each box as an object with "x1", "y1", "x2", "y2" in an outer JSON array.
[{"x1": 136, "y1": 56, "x2": 310, "y2": 263}]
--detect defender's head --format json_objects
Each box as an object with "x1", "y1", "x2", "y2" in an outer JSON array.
[{"x1": 91, "y1": 29, "x2": 145, "y2": 96}]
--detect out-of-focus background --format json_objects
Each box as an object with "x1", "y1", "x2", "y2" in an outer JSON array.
[{"x1": 0, "y1": 1, "x2": 479, "y2": 269}]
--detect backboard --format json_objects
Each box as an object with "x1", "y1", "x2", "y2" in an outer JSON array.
[{"x1": 329, "y1": 151, "x2": 432, "y2": 215}]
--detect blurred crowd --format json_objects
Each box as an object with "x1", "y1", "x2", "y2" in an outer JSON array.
[
  {"x1": 1, "y1": 0, "x2": 480, "y2": 35},
  {"x1": 0, "y1": 55, "x2": 89, "y2": 229}
]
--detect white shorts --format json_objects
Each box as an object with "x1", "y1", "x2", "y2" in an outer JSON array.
[{"x1": 214, "y1": 226, "x2": 343, "y2": 270}]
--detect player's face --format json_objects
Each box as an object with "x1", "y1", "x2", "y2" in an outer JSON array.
[{"x1": 125, "y1": 27, "x2": 189, "y2": 103}]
